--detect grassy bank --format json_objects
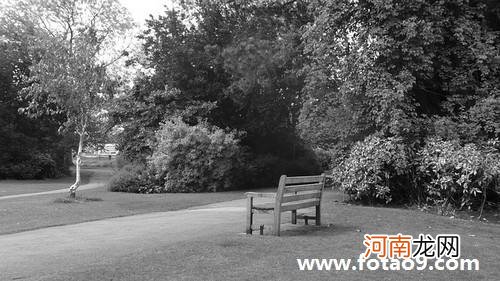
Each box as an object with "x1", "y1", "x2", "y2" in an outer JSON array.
[
  {"x1": 0, "y1": 183, "x2": 247, "y2": 235},
  {"x1": 33, "y1": 190, "x2": 500, "y2": 281},
  {"x1": 0, "y1": 170, "x2": 91, "y2": 197}
]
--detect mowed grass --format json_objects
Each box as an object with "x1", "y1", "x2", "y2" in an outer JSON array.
[
  {"x1": 0, "y1": 156, "x2": 111, "y2": 197},
  {"x1": 0, "y1": 170, "x2": 91, "y2": 196},
  {"x1": 36, "y1": 190, "x2": 500, "y2": 281},
  {"x1": 2, "y1": 164, "x2": 499, "y2": 280},
  {"x1": 0, "y1": 180, "x2": 248, "y2": 235},
  {"x1": 0, "y1": 163, "x2": 256, "y2": 235}
]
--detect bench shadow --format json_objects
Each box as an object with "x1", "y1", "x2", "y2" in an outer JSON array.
[
  {"x1": 244, "y1": 222, "x2": 356, "y2": 237},
  {"x1": 277, "y1": 222, "x2": 356, "y2": 237}
]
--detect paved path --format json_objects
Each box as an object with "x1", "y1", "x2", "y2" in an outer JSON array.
[{"x1": 0, "y1": 199, "x2": 259, "y2": 280}]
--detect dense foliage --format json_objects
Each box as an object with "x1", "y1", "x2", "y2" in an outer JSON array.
[
  {"x1": 110, "y1": 0, "x2": 320, "y2": 190},
  {"x1": 418, "y1": 138, "x2": 500, "y2": 212},
  {"x1": 300, "y1": 0, "x2": 500, "y2": 149},
  {"x1": 299, "y1": 0, "x2": 500, "y2": 213},
  {"x1": 1, "y1": 0, "x2": 132, "y2": 194},
  {"x1": 108, "y1": 163, "x2": 155, "y2": 193},
  {"x1": 107, "y1": 1, "x2": 499, "y2": 212},
  {"x1": 0, "y1": 35, "x2": 71, "y2": 179},
  {"x1": 335, "y1": 136, "x2": 410, "y2": 204},
  {"x1": 109, "y1": 119, "x2": 244, "y2": 193},
  {"x1": 149, "y1": 118, "x2": 244, "y2": 192},
  {"x1": 2, "y1": 0, "x2": 498, "y2": 215}
]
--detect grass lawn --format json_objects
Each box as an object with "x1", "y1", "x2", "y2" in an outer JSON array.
[
  {"x1": 1, "y1": 165, "x2": 498, "y2": 280},
  {"x1": 34, "y1": 189, "x2": 500, "y2": 281},
  {"x1": 0, "y1": 155, "x2": 111, "y2": 197},
  {"x1": 0, "y1": 170, "x2": 91, "y2": 196},
  {"x1": 0, "y1": 180, "x2": 248, "y2": 235}
]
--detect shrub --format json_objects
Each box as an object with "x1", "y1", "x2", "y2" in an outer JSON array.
[
  {"x1": 109, "y1": 120, "x2": 321, "y2": 193},
  {"x1": 418, "y1": 138, "x2": 500, "y2": 212},
  {"x1": 149, "y1": 118, "x2": 243, "y2": 192},
  {"x1": 0, "y1": 153, "x2": 57, "y2": 179},
  {"x1": 334, "y1": 136, "x2": 410, "y2": 204},
  {"x1": 313, "y1": 147, "x2": 334, "y2": 171},
  {"x1": 114, "y1": 153, "x2": 132, "y2": 169},
  {"x1": 34, "y1": 153, "x2": 58, "y2": 178},
  {"x1": 108, "y1": 164, "x2": 156, "y2": 193}
]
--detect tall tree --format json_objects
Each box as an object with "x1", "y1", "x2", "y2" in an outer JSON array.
[
  {"x1": 6, "y1": 0, "x2": 133, "y2": 197},
  {"x1": 300, "y1": 0, "x2": 500, "y2": 148},
  {"x1": 113, "y1": 0, "x2": 315, "y2": 165},
  {"x1": 0, "y1": 5, "x2": 74, "y2": 179},
  {"x1": 0, "y1": 34, "x2": 70, "y2": 178}
]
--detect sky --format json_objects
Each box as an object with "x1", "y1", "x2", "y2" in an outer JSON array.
[{"x1": 119, "y1": 0, "x2": 175, "y2": 26}]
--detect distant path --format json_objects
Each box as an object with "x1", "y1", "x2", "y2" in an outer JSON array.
[{"x1": 0, "y1": 168, "x2": 111, "y2": 200}]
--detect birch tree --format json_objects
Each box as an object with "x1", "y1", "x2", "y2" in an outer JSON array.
[{"x1": 6, "y1": 0, "x2": 133, "y2": 197}]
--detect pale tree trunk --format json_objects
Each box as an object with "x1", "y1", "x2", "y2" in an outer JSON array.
[{"x1": 69, "y1": 132, "x2": 84, "y2": 198}]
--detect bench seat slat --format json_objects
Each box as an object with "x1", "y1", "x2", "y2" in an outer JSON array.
[
  {"x1": 285, "y1": 175, "x2": 324, "y2": 185},
  {"x1": 252, "y1": 203, "x2": 274, "y2": 211},
  {"x1": 245, "y1": 192, "x2": 276, "y2": 198},
  {"x1": 281, "y1": 199, "x2": 320, "y2": 212},
  {"x1": 281, "y1": 191, "x2": 321, "y2": 203},
  {"x1": 285, "y1": 183, "x2": 323, "y2": 193}
]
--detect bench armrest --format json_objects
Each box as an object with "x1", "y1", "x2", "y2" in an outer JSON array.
[{"x1": 245, "y1": 192, "x2": 276, "y2": 198}]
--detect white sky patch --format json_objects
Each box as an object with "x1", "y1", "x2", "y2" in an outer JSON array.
[
  {"x1": 119, "y1": 0, "x2": 175, "y2": 26},
  {"x1": 100, "y1": 0, "x2": 177, "y2": 93}
]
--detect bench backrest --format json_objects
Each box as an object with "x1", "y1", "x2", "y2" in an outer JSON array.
[{"x1": 275, "y1": 174, "x2": 326, "y2": 212}]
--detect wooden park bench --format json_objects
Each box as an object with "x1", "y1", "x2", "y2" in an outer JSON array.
[{"x1": 245, "y1": 174, "x2": 326, "y2": 236}]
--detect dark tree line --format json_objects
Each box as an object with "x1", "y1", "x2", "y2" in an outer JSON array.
[
  {"x1": 110, "y1": 0, "x2": 321, "y2": 187},
  {"x1": 298, "y1": 0, "x2": 500, "y2": 211},
  {"x1": 109, "y1": 0, "x2": 499, "y2": 211},
  {"x1": 0, "y1": 29, "x2": 72, "y2": 179},
  {"x1": 2, "y1": 0, "x2": 499, "y2": 209},
  {"x1": 299, "y1": 0, "x2": 500, "y2": 149}
]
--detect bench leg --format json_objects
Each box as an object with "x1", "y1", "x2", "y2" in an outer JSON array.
[
  {"x1": 315, "y1": 205, "x2": 321, "y2": 226},
  {"x1": 246, "y1": 197, "x2": 253, "y2": 234},
  {"x1": 273, "y1": 211, "x2": 281, "y2": 236},
  {"x1": 291, "y1": 210, "x2": 297, "y2": 224}
]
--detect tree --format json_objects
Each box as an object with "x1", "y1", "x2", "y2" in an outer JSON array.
[
  {"x1": 300, "y1": 0, "x2": 500, "y2": 209},
  {"x1": 114, "y1": 0, "x2": 316, "y2": 167},
  {"x1": 6, "y1": 0, "x2": 133, "y2": 197},
  {"x1": 220, "y1": 0, "x2": 311, "y2": 157},
  {"x1": 300, "y1": 0, "x2": 500, "y2": 148},
  {"x1": 0, "y1": 8, "x2": 73, "y2": 179}
]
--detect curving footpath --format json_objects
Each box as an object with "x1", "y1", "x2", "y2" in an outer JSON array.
[
  {"x1": 0, "y1": 169, "x2": 110, "y2": 200},
  {"x1": 0, "y1": 199, "x2": 252, "y2": 280}
]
